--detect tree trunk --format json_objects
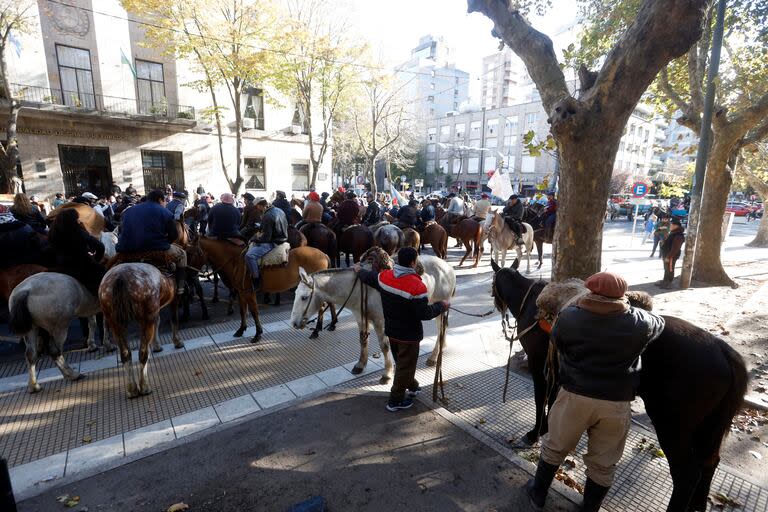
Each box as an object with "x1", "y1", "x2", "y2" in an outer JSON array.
[
  {"x1": 232, "y1": 86, "x2": 244, "y2": 195},
  {"x1": 0, "y1": 101, "x2": 21, "y2": 194},
  {"x1": 553, "y1": 132, "x2": 619, "y2": 281},
  {"x1": 369, "y1": 158, "x2": 378, "y2": 194},
  {"x1": 691, "y1": 139, "x2": 735, "y2": 285},
  {"x1": 745, "y1": 171, "x2": 768, "y2": 247}
]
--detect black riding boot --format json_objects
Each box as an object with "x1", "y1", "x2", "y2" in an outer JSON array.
[
  {"x1": 524, "y1": 460, "x2": 558, "y2": 511},
  {"x1": 581, "y1": 478, "x2": 610, "y2": 512}
]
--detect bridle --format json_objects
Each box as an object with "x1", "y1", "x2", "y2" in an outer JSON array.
[{"x1": 299, "y1": 270, "x2": 360, "y2": 327}]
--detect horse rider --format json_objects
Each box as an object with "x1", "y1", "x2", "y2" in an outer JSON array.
[
  {"x1": 96, "y1": 196, "x2": 117, "y2": 231},
  {"x1": 10, "y1": 193, "x2": 47, "y2": 234},
  {"x1": 208, "y1": 193, "x2": 242, "y2": 240},
  {"x1": 0, "y1": 211, "x2": 44, "y2": 268},
  {"x1": 445, "y1": 192, "x2": 465, "y2": 224},
  {"x1": 319, "y1": 192, "x2": 333, "y2": 223},
  {"x1": 526, "y1": 272, "x2": 665, "y2": 512},
  {"x1": 245, "y1": 198, "x2": 288, "y2": 289},
  {"x1": 361, "y1": 192, "x2": 383, "y2": 226},
  {"x1": 297, "y1": 191, "x2": 323, "y2": 232},
  {"x1": 47, "y1": 208, "x2": 106, "y2": 298},
  {"x1": 272, "y1": 190, "x2": 294, "y2": 224},
  {"x1": 354, "y1": 247, "x2": 449, "y2": 411},
  {"x1": 239, "y1": 193, "x2": 261, "y2": 239},
  {"x1": 502, "y1": 194, "x2": 526, "y2": 245},
  {"x1": 473, "y1": 193, "x2": 492, "y2": 222},
  {"x1": 166, "y1": 191, "x2": 187, "y2": 221},
  {"x1": 336, "y1": 191, "x2": 361, "y2": 230},
  {"x1": 544, "y1": 191, "x2": 558, "y2": 234},
  {"x1": 395, "y1": 200, "x2": 420, "y2": 230},
  {"x1": 116, "y1": 189, "x2": 187, "y2": 295},
  {"x1": 419, "y1": 198, "x2": 436, "y2": 229},
  {"x1": 657, "y1": 217, "x2": 685, "y2": 289},
  {"x1": 53, "y1": 193, "x2": 66, "y2": 208}
]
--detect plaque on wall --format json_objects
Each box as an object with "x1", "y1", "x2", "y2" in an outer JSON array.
[
  {"x1": 48, "y1": 3, "x2": 91, "y2": 37},
  {"x1": 317, "y1": 172, "x2": 327, "y2": 181}
]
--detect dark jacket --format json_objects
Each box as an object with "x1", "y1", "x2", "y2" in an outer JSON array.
[
  {"x1": 420, "y1": 204, "x2": 436, "y2": 223},
  {"x1": 240, "y1": 203, "x2": 261, "y2": 230},
  {"x1": 397, "y1": 205, "x2": 419, "y2": 227},
  {"x1": 11, "y1": 205, "x2": 47, "y2": 234},
  {"x1": 0, "y1": 217, "x2": 42, "y2": 267},
  {"x1": 50, "y1": 227, "x2": 105, "y2": 264},
  {"x1": 208, "y1": 203, "x2": 242, "y2": 238},
  {"x1": 503, "y1": 200, "x2": 524, "y2": 221},
  {"x1": 272, "y1": 197, "x2": 293, "y2": 223},
  {"x1": 253, "y1": 206, "x2": 288, "y2": 244},
  {"x1": 166, "y1": 199, "x2": 185, "y2": 221},
  {"x1": 337, "y1": 199, "x2": 360, "y2": 226},
  {"x1": 362, "y1": 201, "x2": 383, "y2": 225},
  {"x1": 552, "y1": 305, "x2": 665, "y2": 401},
  {"x1": 358, "y1": 267, "x2": 446, "y2": 342},
  {"x1": 661, "y1": 228, "x2": 685, "y2": 261},
  {"x1": 196, "y1": 199, "x2": 210, "y2": 221},
  {"x1": 116, "y1": 201, "x2": 177, "y2": 253}
]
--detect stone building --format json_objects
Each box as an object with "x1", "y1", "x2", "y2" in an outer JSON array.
[{"x1": 2, "y1": 0, "x2": 331, "y2": 200}]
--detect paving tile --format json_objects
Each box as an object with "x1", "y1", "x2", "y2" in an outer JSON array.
[
  {"x1": 262, "y1": 320, "x2": 290, "y2": 333},
  {"x1": 182, "y1": 335, "x2": 216, "y2": 351},
  {"x1": 343, "y1": 360, "x2": 383, "y2": 377},
  {"x1": 285, "y1": 375, "x2": 327, "y2": 397},
  {"x1": 252, "y1": 384, "x2": 296, "y2": 409},
  {"x1": 10, "y1": 452, "x2": 67, "y2": 494},
  {"x1": 36, "y1": 367, "x2": 72, "y2": 384},
  {"x1": 171, "y1": 407, "x2": 220, "y2": 438},
  {"x1": 123, "y1": 420, "x2": 176, "y2": 456},
  {"x1": 211, "y1": 331, "x2": 239, "y2": 345},
  {"x1": 315, "y1": 366, "x2": 355, "y2": 387},
  {"x1": 65, "y1": 434, "x2": 124, "y2": 476},
  {"x1": 213, "y1": 395, "x2": 261, "y2": 423},
  {"x1": 78, "y1": 356, "x2": 118, "y2": 374}
]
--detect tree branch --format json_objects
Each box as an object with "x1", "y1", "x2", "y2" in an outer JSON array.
[
  {"x1": 727, "y1": 90, "x2": 768, "y2": 140},
  {"x1": 467, "y1": 0, "x2": 568, "y2": 112},
  {"x1": 740, "y1": 117, "x2": 768, "y2": 150},
  {"x1": 687, "y1": 47, "x2": 704, "y2": 114}
]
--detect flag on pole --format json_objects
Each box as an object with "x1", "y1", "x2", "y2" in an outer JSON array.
[
  {"x1": 120, "y1": 48, "x2": 137, "y2": 79},
  {"x1": 487, "y1": 169, "x2": 513, "y2": 200},
  {"x1": 9, "y1": 33, "x2": 22, "y2": 58},
  {"x1": 390, "y1": 183, "x2": 407, "y2": 207}
]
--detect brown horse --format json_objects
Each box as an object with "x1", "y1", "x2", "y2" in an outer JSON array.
[
  {"x1": 99, "y1": 262, "x2": 181, "y2": 398},
  {"x1": 287, "y1": 225, "x2": 307, "y2": 248},
  {"x1": 197, "y1": 239, "x2": 336, "y2": 341},
  {"x1": 47, "y1": 203, "x2": 104, "y2": 237},
  {"x1": 181, "y1": 233, "x2": 210, "y2": 322},
  {"x1": 0, "y1": 264, "x2": 46, "y2": 307},
  {"x1": 402, "y1": 228, "x2": 420, "y2": 252},
  {"x1": 419, "y1": 223, "x2": 447, "y2": 259},
  {"x1": 338, "y1": 225, "x2": 374, "y2": 266},
  {"x1": 301, "y1": 223, "x2": 338, "y2": 267},
  {"x1": 441, "y1": 216, "x2": 483, "y2": 267}
]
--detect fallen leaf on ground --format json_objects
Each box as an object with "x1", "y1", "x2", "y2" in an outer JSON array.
[
  {"x1": 82, "y1": 436, "x2": 92, "y2": 444},
  {"x1": 372, "y1": 352, "x2": 381, "y2": 359},
  {"x1": 167, "y1": 503, "x2": 189, "y2": 512},
  {"x1": 56, "y1": 495, "x2": 71, "y2": 503},
  {"x1": 193, "y1": 369, "x2": 202, "y2": 376},
  {"x1": 65, "y1": 496, "x2": 80, "y2": 507},
  {"x1": 710, "y1": 492, "x2": 743, "y2": 508}
]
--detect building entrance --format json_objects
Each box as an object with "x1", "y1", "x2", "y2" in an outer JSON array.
[{"x1": 58, "y1": 145, "x2": 113, "y2": 197}]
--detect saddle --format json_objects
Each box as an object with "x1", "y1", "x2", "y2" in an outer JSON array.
[
  {"x1": 108, "y1": 251, "x2": 175, "y2": 277},
  {"x1": 259, "y1": 242, "x2": 291, "y2": 269}
]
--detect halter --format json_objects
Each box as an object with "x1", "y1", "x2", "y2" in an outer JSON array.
[{"x1": 299, "y1": 270, "x2": 360, "y2": 326}]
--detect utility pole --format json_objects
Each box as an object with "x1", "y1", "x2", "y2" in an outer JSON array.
[
  {"x1": 680, "y1": 0, "x2": 727, "y2": 289},
  {"x1": 478, "y1": 107, "x2": 487, "y2": 194}
]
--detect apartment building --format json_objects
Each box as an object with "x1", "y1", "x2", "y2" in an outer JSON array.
[
  {"x1": 2, "y1": 0, "x2": 330, "y2": 200},
  {"x1": 613, "y1": 104, "x2": 666, "y2": 178}
]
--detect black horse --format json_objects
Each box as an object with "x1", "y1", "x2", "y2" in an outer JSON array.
[
  {"x1": 490, "y1": 258, "x2": 748, "y2": 512},
  {"x1": 523, "y1": 203, "x2": 552, "y2": 268}
]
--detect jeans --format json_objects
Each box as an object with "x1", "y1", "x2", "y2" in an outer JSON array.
[
  {"x1": 245, "y1": 242, "x2": 275, "y2": 279},
  {"x1": 650, "y1": 234, "x2": 661, "y2": 256}
]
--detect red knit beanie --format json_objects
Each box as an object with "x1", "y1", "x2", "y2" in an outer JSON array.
[{"x1": 584, "y1": 272, "x2": 627, "y2": 299}]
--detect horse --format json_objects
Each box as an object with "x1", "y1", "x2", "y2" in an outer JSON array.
[
  {"x1": 490, "y1": 259, "x2": 748, "y2": 512},
  {"x1": 338, "y1": 225, "x2": 374, "y2": 266},
  {"x1": 402, "y1": 227, "x2": 420, "y2": 252},
  {"x1": 287, "y1": 225, "x2": 307, "y2": 249},
  {"x1": 99, "y1": 263, "x2": 181, "y2": 398},
  {"x1": 484, "y1": 211, "x2": 534, "y2": 272},
  {"x1": 524, "y1": 203, "x2": 553, "y2": 268},
  {"x1": 0, "y1": 264, "x2": 46, "y2": 307},
  {"x1": 441, "y1": 215, "x2": 483, "y2": 267},
  {"x1": 290, "y1": 250, "x2": 456, "y2": 383},
  {"x1": 419, "y1": 223, "x2": 448, "y2": 259},
  {"x1": 197, "y1": 239, "x2": 336, "y2": 341},
  {"x1": 9, "y1": 272, "x2": 112, "y2": 393},
  {"x1": 301, "y1": 223, "x2": 339, "y2": 267},
  {"x1": 373, "y1": 224, "x2": 404, "y2": 255},
  {"x1": 181, "y1": 232, "x2": 210, "y2": 322}
]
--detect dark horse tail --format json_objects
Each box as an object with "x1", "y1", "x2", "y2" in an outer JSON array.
[
  {"x1": 698, "y1": 342, "x2": 748, "y2": 459},
  {"x1": 9, "y1": 290, "x2": 33, "y2": 334},
  {"x1": 111, "y1": 275, "x2": 136, "y2": 326}
]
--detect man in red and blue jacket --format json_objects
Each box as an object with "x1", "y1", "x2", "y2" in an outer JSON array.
[{"x1": 355, "y1": 247, "x2": 449, "y2": 411}]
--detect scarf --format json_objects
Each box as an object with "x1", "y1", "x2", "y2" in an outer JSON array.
[
  {"x1": 576, "y1": 293, "x2": 630, "y2": 316},
  {"x1": 393, "y1": 263, "x2": 417, "y2": 278}
]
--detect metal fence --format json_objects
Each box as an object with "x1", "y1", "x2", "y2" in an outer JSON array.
[{"x1": 10, "y1": 83, "x2": 195, "y2": 121}]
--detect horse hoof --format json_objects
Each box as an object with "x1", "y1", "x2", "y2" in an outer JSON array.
[
  {"x1": 139, "y1": 387, "x2": 152, "y2": 396},
  {"x1": 69, "y1": 372, "x2": 85, "y2": 382},
  {"x1": 379, "y1": 375, "x2": 391, "y2": 385},
  {"x1": 126, "y1": 385, "x2": 139, "y2": 399},
  {"x1": 250, "y1": 333, "x2": 262, "y2": 343},
  {"x1": 328, "y1": 324, "x2": 337, "y2": 332},
  {"x1": 29, "y1": 384, "x2": 42, "y2": 394},
  {"x1": 174, "y1": 341, "x2": 185, "y2": 349},
  {"x1": 234, "y1": 329, "x2": 245, "y2": 337},
  {"x1": 87, "y1": 344, "x2": 99, "y2": 353},
  {"x1": 309, "y1": 332, "x2": 319, "y2": 340},
  {"x1": 153, "y1": 345, "x2": 164, "y2": 353},
  {"x1": 426, "y1": 358, "x2": 437, "y2": 367},
  {"x1": 351, "y1": 366, "x2": 364, "y2": 375}
]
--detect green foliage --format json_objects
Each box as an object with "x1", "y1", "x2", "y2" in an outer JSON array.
[
  {"x1": 658, "y1": 183, "x2": 689, "y2": 199},
  {"x1": 523, "y1": 130, "x2": 557, "y2": 158}
]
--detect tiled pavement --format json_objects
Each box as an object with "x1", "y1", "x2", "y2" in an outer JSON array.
[{"x1": 1, "y1": 278, "x2": 765, "y2": 511}]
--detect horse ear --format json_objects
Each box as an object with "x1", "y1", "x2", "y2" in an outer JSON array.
[
  {"x1": 490, "y1": 258, "x2": 501, "y2": 273},
  {"x1": 299, "y1": 267, "x2": 310, "y2": 285},
  {"x1": 512, "y1": 258, "x2": 520, "y2": 270}
]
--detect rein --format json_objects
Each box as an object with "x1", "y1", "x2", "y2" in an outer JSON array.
[
  {"x1": 302, "y1": 271, "x2": 359, "y2": 325},
  {"x1": 432, "y1": 309, "x2": 449, "y2": 403},
  {"x1": 448, "y1": 305, "x2": 496, "y2": 318}
]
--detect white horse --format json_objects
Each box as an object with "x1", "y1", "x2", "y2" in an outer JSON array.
[
  {"x1": 101, "y1": 228, "x2": 118, "y2": 259},
  {"x1": 484, "y1": 210, "x2": 534, "y2": 272},
  {"x1": 8, "y1": 272, "x2": 112, "y2": 393},
  {"x1": 290, "y1": 255, "x2": 456, "y2": 384}
]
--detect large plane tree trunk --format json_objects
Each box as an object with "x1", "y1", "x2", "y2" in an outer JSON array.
[
  {"x1": 744, "y1": 169, "x2": 768, "y2": 247},
  {"x1": 469, "y1": 0, "x2": 709, "y2": 280}
]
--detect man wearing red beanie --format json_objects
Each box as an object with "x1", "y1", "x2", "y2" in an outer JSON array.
[{"x1": 526, "y1": 271, "x2": 665, "y2": 512}]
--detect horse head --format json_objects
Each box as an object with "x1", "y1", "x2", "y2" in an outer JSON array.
[
  {"x1": 491, "y1": 257, "x2": 544, "y2": 320},
  {"x1": 291, "y1": 267, "x2": 320, "y2": 329}
]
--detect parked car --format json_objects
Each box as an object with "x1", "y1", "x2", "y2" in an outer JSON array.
[{"x1": 725, "y1": 201, "x2": 753, "y2": 217}]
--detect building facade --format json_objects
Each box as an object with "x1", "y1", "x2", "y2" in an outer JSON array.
[
  {"x1": 3, "y1": 0, "x2": 331, "y2": 200},
  {"x1": 658, "y1": 116, "x2": 697, "y2": 179},
  {"x1": 613, "y1": 104, "x2": 666, "y2": 179},
  {"x1": 480, "y1": 49, "x2": 518, "y2": 110}
]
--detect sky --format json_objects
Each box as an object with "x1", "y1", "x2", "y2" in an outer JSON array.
[{"x1": 348, "y1": 0, "x2": 581, "y2": 101}]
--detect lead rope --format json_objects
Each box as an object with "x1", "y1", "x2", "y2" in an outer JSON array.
[
  {"x1": 360, "y1": 279, "x2": 369, "y2": 358},
  {"x1": 432, "y1": 309, "x2": 449, "y2": 403}
]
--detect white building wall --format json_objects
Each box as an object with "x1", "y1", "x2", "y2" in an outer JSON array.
[{"x1": 93, "y1": 1, "x2": 135, "y2": 100}]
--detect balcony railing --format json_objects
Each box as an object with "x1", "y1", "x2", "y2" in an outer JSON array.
[{"x1": 10, "y1": 83, "x2": 195, "y2": 121}]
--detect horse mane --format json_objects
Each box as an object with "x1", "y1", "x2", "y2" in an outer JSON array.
[{"x1": 491, "y1": 267, "x2": 546, "y2": 317}]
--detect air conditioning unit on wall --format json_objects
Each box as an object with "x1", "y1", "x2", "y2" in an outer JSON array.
[{"x1": 242, "y1": 118, "x2": 255, "y2": 130}]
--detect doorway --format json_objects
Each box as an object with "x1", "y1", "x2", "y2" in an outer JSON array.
[{"x1": 58, "y1": 145, "x2": 113, "y2": 197}]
